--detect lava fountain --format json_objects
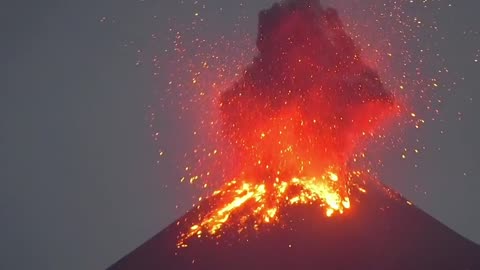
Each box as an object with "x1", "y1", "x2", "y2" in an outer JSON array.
[{"x1": 178, "y1": 0, "x2": 396, "y2": 246}]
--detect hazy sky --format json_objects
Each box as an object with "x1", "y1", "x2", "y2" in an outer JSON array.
[{"x1": 2, "y1": 1, "x2": 479, "y2": 269}]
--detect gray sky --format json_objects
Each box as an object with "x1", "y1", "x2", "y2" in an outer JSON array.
[{"x1": 2, "y1": 1, "x2": 479, "y2": 269}]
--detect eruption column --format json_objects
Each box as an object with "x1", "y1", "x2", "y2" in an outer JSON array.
[{"x1": 180, "y1": 0, "x2": 395, "y2": 246}]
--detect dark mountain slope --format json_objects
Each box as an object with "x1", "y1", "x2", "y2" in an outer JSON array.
[{"x1": 108, "y1": 181, "x2": 480, "y2": 270}]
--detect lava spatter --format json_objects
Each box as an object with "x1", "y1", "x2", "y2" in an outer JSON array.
[{"x1": 177, "y1": 0, "x2": 396, "y2": 247}]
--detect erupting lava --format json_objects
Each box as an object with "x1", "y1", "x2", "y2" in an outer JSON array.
[{"x1": 178, "y1": 0, "x2": 395, "y2": 246}]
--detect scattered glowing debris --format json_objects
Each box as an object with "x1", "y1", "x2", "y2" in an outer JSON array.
[{"x1": 151, "y1": 0, "x2": 460, "y2": 248}]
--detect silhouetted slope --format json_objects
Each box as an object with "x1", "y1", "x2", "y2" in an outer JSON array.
[{"x1": 108, "y1": 181, "x2": 480, "y2": 270}]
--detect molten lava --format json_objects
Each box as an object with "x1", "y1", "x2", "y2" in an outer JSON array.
[
  {"x1": 181, "y1": 172, "x2": 350, "y2": 243},
  {"x1": 179, "y1": 0, "x2": 395, "y2": 246}
]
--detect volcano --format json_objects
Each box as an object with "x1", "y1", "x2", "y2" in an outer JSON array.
[
  {"x1": 108, "y1": 181, "x2": 480, "y2": 270},
  {"x1": 109, "y1": 1, "x2": 480, "y2": 269}
]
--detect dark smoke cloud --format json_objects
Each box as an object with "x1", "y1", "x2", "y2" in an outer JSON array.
[{"x1": 220, "y1": 0, "x2": 393, "y2": 179}]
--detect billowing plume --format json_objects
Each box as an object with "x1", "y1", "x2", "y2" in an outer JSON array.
[{"x1": 220, "y1": 0, "x2": 393, "y2": 181}]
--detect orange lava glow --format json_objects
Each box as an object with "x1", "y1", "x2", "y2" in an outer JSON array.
[
  {"x1": 180, "y1": 171, "x2": 351, "y2": 244},
  {"x1": 173, "y1": 1, "x2": 398, "y2": 247}
]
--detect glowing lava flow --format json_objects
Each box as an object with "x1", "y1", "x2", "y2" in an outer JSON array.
[
  {"x1": 176, "y1": 0, "x2": 396, "y2": 247},
  {"x1": 180, "y1": 171, "x2": 350, "y2": 245}
]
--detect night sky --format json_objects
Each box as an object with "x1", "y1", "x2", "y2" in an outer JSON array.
[{"x1": 2, "y1": 1, "x2": 479, "y2": 270}]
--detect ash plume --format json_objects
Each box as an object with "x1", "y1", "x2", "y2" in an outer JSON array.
[{"x1": 220, "y1": 0, "x2": 394, "y2": 180}]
